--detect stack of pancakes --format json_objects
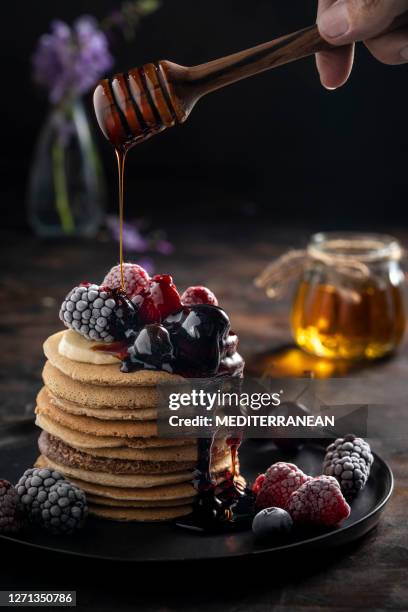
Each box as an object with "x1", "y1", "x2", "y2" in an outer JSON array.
[{"x1": 35, "y1": 331, "x2": 236, "y2": 522}]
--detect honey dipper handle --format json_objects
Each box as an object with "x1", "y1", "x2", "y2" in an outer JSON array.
[{"x1": 186, "y1": 25, "x2": 332, "y2": 98}]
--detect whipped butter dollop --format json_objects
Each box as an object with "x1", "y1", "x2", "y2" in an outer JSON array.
[{"x1": 58, "y1": 329, "x2": 119, "y2": 365}]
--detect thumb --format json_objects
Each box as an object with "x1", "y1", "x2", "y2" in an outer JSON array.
[{"x1": 317, "y1": 0, "x2": 408, "y2": 44}]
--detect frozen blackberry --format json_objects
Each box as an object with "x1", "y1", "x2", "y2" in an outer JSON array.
[
  {"x1": 16, "y1": 468, "x2": 64, "y2": 516},
  {"x1": 16, "y1": 468, "x2": 87, "y2": 535},
  {"x1": 59, "y1": 284, "x2": 137, "y2": 343},
  {"x1": 323, "y1": 434, "x2": 374, "y2": 497},
  {"x1": 0, "y1": 480, "x2": 21, "y2": 534}
]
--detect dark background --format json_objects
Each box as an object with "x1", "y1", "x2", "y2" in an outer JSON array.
[
  {"x1": 1, "y1": 5, "x2": 407, "y2": 608},
  {"x1": 1, "y1": 0, "x2": 407, "y2": 230}
]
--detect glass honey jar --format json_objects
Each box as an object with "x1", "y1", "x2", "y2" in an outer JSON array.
[{"x1": 257, "y1": 233, "x2": 406, "y2": 361}]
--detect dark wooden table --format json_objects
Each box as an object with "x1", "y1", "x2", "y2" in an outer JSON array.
[{"x1": 1, "y1": 225, "x2": 407, "y2": 612}]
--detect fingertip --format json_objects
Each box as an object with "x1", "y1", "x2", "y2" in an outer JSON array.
[
  {"x1": 316, "y1": 45, "x2": 355, "y2": 90},
  {"x1": 316, "y1": 53, "x2": 340, "y2": 89}
]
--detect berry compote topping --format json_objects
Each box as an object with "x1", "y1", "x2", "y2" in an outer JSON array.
[
  {"x1": 60, "y1": 271, "x2": 243, "y2": 378},
  {"x1": 163, "y1": 304, "x2": 231, "y2": 376},
  {"x1": 124, "y1": 324, "x2": 175, "y2": 372},
  {"x1": 132, "y1": 275, "x2": 182, "y2": 324}
]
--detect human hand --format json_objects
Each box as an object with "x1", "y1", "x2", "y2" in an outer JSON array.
[{"x1": 316, "y1": 0, "x2": 408, "y2": 89}]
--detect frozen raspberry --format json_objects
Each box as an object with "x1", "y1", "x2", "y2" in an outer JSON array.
[
  {"x1": 181, "y1": 286, "x2": 219, "y2": 307},
  {"x1": 254, "y1": 462, "x2": 311, "y2": 510},
  {"x1": 0, "y1": 480, "x2": 22, "y2": 533},
  {"x1": 252, "y1": 474, "x2": 266, "y2": 495},
  {"x1": 287, "y1": 475, "x2": 351, "y2": 526},
  {"x1": 59, "y1": 284, "x2": 137, "y2": 342},
  {"x1": 102, "y1": 263, "x2": 150, "y2": 297},
  {"x1": 132, "y1": 275, "x2": 182, "y2": 324}
]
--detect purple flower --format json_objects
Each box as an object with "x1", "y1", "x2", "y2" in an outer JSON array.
[
  {"x1": 155, "y1": 239, "x2": 174, "y2": 255},
  {"x1": 32, "y1": 16, "x2": 113, "y2": 103},
  {"x1": 106, "y1": 215, "x2": 174, "y2": 274}
]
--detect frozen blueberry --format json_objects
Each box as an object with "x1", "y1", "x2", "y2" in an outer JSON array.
[{"x1": 252, "y1": 507, "x2": 293, "y2": 540}]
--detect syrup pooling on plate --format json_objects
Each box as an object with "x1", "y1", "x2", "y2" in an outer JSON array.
[{"x1": 177, "y1": 436, "x2": 255, "y2": 532}]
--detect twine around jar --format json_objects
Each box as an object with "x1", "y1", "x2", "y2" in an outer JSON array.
[{"x1": 255, "y1": 236, "x2": 404, "y2": 304}]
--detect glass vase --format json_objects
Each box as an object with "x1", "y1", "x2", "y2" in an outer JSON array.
[{"x1": 27, "y1": 99, "x2": 106, "y2": 238}]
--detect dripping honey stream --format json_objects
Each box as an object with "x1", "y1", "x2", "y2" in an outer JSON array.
[{"x1": 115, "y1": 148, "x2": 127, "y2": 292}]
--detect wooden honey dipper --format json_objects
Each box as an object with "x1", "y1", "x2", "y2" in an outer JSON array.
[{"x1": 93, "y1": 24, "x2": 333, "y2": 151}]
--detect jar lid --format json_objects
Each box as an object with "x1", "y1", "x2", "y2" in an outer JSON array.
[
  {"x1": 308, "y1": 232, "x2": 403, "y2": 265},
  {"x1": 255, "y1": 232, "x2": 404, "y2": 300}
]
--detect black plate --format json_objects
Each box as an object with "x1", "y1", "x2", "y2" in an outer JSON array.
[{"x1": 0, "y1": 424, "x2": 393, "y2": 562}]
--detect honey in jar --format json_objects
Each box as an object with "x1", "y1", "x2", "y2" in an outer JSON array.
[{"x1": 291, "y1": 233, "x2": 405, "y2": 360}]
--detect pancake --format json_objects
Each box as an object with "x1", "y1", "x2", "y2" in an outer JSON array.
[
  {"x1": 76, "y1": 440, "x2": 230, "y2": 462},
  {"x1": 42, "y1": 361, "x2": 159, "y2": 409},
  {"x1": 35, "y1": 402, "x2": 157, "y2": 438},
  {"x1": 65, "y1": 476, "x2": 196, "y2": 501},
  {"x1": 88, "y1": 503, "x2": 192, "y2": 521},
  {"x1": 77, "y1": 443, "x2": 198, "y2": 462},
  {"x1": 86, "y1": 494, "x2": 194, "y2": 508},
  {"x1": 40, "y1": 387, "x2": 157, "y2": 421},
  {"x1": 39, "y1": 431, "x2": 199, "y2": 475},
  {"x1": 36, "y1": 413, "x2": 194, "y2": 450},
  {"x1": 44, "y1": 332, "x2": 184, "y2": 387},
  {"x1": 36, "y1": 453, "x2": 233, "y2": 488},
  {"x1": 40, "y1": 431, "x2": 229, "y2": 463},
  {"x1": 35, "y1": 455, "x2": 194, "y2": 487},
  {"x1": 37, "y1": 329, "x2": 245, "y2": 523}
]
